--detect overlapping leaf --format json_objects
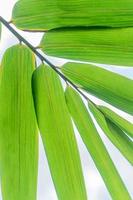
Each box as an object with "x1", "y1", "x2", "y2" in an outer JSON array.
[
  {"x1": 32, "y1": 65, "x2": 87, "y2": 200},
  {"x1": 12, "y1": 0, "x2": 133, "y2": 31},
  {"x1": 65, "y1": 86, "x2": 131, "y2": 200},
  {"x1": 99, "y1": 106, "x2": 133, "y2": 138},
  {"x1": 41, "y1": 27, "x2": 133, "y2": 66},
  {"x1": 89, "y1": 103, "x2": 133, "y2": 165},
  {"x1": 0, "y1": 45, "x2": 38, "y2": 200},
  {"x1": 61, "y1": 63, "x2": 133, "y2": 114}
]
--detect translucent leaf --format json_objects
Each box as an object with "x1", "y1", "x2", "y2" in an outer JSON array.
[
  {"x1": 99, "y1": 106, "x2": 133, "y2": 138},
  {"x1": 89, "y1": 103, "x2": 133, "y2": 165},
  {"x1": 65, "y1": 86, "x2": 131, "y2": 200},
  {"x1": 32, "y1": 65, "x2": 87, "y2": 200},
  {"x1": 61, "y1": 62, "x2": 133, "y2": 114},
  {"x1": 0, "y1": 45, "x2": 38, "y2": 200},
  {"x1": 12, "y1": 0, "x2": 133, "y2": 30},
  {"x1": 42, "y1": 27, "x2": 133, "y2": 67}
]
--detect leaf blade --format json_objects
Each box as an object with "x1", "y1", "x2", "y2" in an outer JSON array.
[
  {"x1": 99, "y1": 106, "x2": 133, "y2": 138},
  {"x1": 65, "y1": 86, "x2": 131, "y2": 200},
  {"x1": 89, "y1": 103, "x2": 133, "y2": 165},
  {"x1": 61, "y1": 62, "x2": 133, "y2": 114},
  {"x1": 12, "y1": 0, "x2": 133, "y2": 30},
  {"x1": 32, "y1": 65, "x2": 87, "y2": 200},
  {"x1": 42, "y1": 27, "x2": 133, "y2": 67},
  {"x1": 0, "y1": 45, "x2": 38, "y2": 200}
]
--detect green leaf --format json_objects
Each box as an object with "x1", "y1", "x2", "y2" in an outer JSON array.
[
  {"x1": 89, "y1": 103, "x2": 133, "y2": 165},
  {"x1": 65, "y1": 86, "x2": 131, "y2": 200},
  {"x1": 61, "y1": 63, "x2": 133, "y2": 114},
  {"x1": 98, "y1": 106, "x2": 133, "y2": 138},
  {"x1": 42, "y1": 27, "x2": 133, "y2": 66},
  {"x1": 0, "y1": 45, "x2": 38, "y2": 200},
  {"x1": 32, "y1": 65, "x2": 87, "y2": 200},
  {"x1": 12, "y1": 0, "x2": 133, "y2": 30}
]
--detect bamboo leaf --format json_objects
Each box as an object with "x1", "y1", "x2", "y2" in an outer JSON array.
[
  {"x1": 98, "y1": 106, "x2": 133, "y2": 138},
  {"x1": 65, "y1": 86, "x2": 131, "y2": 200},
  {"x1": 0, "y1": 45, "x2": 38, "y2": 200},
  {"x1": 61, "y1": 62, "x2": 133, "y2": 114},
  {"x1": 32, "y1": 65, "x2": 87, "y2": 200},
  {"x1": 89, "y1": 103, "x2": 133, "y2": 165},
  {"x1": 42, "y1": 27, "x2": 133, "y2": 67},
  {"x1": 12, "y1": 0, "x2": 133, "y2": 31}
]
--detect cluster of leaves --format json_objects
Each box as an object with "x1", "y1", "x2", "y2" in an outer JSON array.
[{"x1": 0, "y1": 0, "x2": 133, "y2": 200}]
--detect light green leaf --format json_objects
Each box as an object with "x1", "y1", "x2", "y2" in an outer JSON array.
[
  {"x1": 89, "y1": 103, "x2": 133, "y2": 165},
  {"x1": 42, "y1": 27, "x2": 133, "y2": 66},
  {"x1": 0, "y1": 45, "x2": 38, "y2": 200},
  {"x1": 98, "y1": 106, "x2": 133, "y2": 138},
  {"x1": 32, "y1": 65, "x2": 87, "y2": 200},
  {"x1": 12, "y1": 0, "x2": 133, "y2": 30},
  {"x1": 61, "y1": 63, "x2": 133, "y2": 114},
  {"x1": 65, "y1": 86, "x2": 131, "y2": 200}
]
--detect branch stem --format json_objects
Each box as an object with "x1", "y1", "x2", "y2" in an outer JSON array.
[{"x1": 0, "y1": 16, "x2": 94, "y2": 102}]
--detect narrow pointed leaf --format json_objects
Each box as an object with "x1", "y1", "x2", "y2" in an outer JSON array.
[
  {"x1": 12, "y1": 0, "x2": 133, "y2": 31},
  {"x1": 65, "y1": 87, "x2": 131, "y2": 200},
  {"x1": 32, "y1": 65, "x2": 87, "y2": 200},
  {"x1": 99, "y1": 106, "x2": 133, "y2": 138},
  {"x1": 89, "y1": 103, "x2": 133, "y2": 165},
  {"x1": 62, "y1": 63, "x2": 133, "y2": 114},
  {"x1": 42, "y1": 27, "x2": 133, "y2": 67},
  {"x1": 0, "y1": 45, "x2": 38, "y2": 200}
]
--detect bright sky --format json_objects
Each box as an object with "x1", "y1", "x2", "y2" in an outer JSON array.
[{"x1": 0, "y1": 1, "x2": 133, "y2": 200}]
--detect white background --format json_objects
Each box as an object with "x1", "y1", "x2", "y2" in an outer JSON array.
[{"x1": 0, "y1": 1, "x2": 133, "y2": 199}]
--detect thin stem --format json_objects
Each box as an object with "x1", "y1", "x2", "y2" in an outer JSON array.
[{"x1": 0, "y1": 16, "x2": 94, "y2": 103}]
